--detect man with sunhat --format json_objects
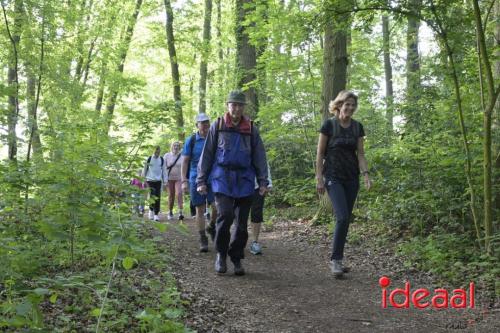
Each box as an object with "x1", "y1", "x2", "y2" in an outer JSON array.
[
  {"x1": 197, "y1": 90, "x2": 269, "y2": 275},
  {"x1": 181, "y1": 113, "x2": 217, "y2": 252}
]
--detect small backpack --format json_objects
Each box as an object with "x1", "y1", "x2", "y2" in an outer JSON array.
[{"x1": 329, "y1": 117, "x2": 361, "y2": 139}]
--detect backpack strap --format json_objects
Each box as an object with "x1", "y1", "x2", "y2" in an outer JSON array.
[
  {"x1": 330, "y1": 117, "x2": 341, "y2": 139},
  {"x1": 160, "y1": 156, "x2": 164, "y2": 167},
  {"x1": 145, "y1": 155, "x2": 152, "y2": 176},
  {"x1": 330, "y1": 118, "x2": 361, "y2": 139},
  {"x1": 189, "y1": 134, "x2": 196, "y2": 158}
]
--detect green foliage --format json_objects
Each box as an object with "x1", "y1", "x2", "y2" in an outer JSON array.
[{"x1": 398, "y1": 233, "x2": 499, "y2": 296}]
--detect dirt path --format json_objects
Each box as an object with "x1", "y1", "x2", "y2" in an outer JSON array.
[{"x1": 160, "y1": 216, "x2": 498, "y2": 333}]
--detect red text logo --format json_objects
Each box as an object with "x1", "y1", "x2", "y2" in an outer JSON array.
[{"x1": 379, "y1": 276, "x2": 475, "y2": 309}]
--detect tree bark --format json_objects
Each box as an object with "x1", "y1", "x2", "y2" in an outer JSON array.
[
  {"x1": 26, "y1": 68, "x2": 43, "y2": 160},
  {"x1": 406, "y1": 0, "x2": 421, "y2": 129},
  {"x1": 493, "y1": 0, "x2": 500, "y2": 232},
  {"x1": 235, "y1": 0, "x2": 258, "y2": 117},
  {"x1": 104, "y1": 0, "x2": 143, "y2": 135},
  {"x1": 198, "y1": 0, "x2": 212, "y2": 114},
  {"x1": 471, "y1": 0, "x2": 498, "y2": 255},
  {"x1": 382, "y1": 13, "x2": 394, "y2": 133},
  {"x1": 320, "y1": 5, "x2": 349, "y2": 121},
  {"x1": 164, "y1": 0, "x2": 185, "y2": 141},
  {"x1": 2, "y1": 0, "x2": 23, "y2": 162}
]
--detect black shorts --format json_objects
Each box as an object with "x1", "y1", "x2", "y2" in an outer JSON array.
[{"x1": 250, "y1": 189, "x2": 265, "y2": 223}]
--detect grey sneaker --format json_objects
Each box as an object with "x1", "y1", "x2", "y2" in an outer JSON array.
[
  {"x1": 167, "y1": 212, "x2": 174, "y2": 220},
  {"x1": 199, "y1": 233, "x2": 208, "y2": 253},
  {"x1": 329, "y1": 260, "x2": 344, "y2": 277},
  {"x1": 249, "y1": 241, "x2": 262, "y2": 255}
]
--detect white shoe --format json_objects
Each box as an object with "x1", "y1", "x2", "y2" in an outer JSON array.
[
  {"x1": 154, "y1": 215, "x2": 160, "y2": 221},
  {"x1": 148, "y1": 211, "x2": 154, "y2": 220},
  {"x1": 167, "y1": 212, "x2": 174, "y2": 220}
]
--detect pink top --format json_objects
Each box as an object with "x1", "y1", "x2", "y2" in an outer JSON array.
[
  {"x1": 164, "y1": 152, "x2": 183, "y2": 181},
  {"x1": 130, "y1": 178, "x2": 144, "y2": 189}
]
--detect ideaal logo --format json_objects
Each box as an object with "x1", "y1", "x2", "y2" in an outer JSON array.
[{"x1": 379, "y1": 276, "x2": 475, "y2": 309}]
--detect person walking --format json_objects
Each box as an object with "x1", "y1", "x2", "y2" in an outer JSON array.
[
  {"x1": 143, "y1": 146, "x2": 167, "y2": 221},
  {"x1": 249, "y1": 164, "x2": 273, "y2": 255},
  {"x1": 181, "y1": 113, "x2": 217, "y2": 252},
  {"x1": 164, "y1": 141, "x2": 184, "y2": 220},
  {"x1": 315, "y1": 90, "x2": 372, "y2": 278},
  {"x1": 197, "y1": 90, "x2": 269, "y2": 275}
]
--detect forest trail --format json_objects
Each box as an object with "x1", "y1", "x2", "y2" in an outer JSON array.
[{"x1": 160, "y1": 215, "x2": 498, "y2": 333}]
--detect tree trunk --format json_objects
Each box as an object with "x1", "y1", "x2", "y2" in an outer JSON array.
[
  {"x1": 198, "y1": 0, "x2": 212, "y2": 114},
  {"x1": 406, "y1": 0, "x2": 421, "y2": 129},
  {"x1": 104, "y1": 0, "x2": 143, "y2": 135},
  {"x1": 493, "y1": 0, "x2": 500, "y2": 231},
  {"x1": 3, "y1": 0, "x2": 23, "y2": 162},
  {"x1": 235, "y1": 0, "x2": 258, "y2": 117},
  {"x1": 215, "y1": 0, "x2": 225, "y2": 104},
  {"x1": 164, "y1": 0, "x2": 185, "y2": 141},
  {"x1": 320, "y1": 7, "x2": 349, "y2": 121},
  {"x1": 95, "y1": 65, "x2": 106, "y2": 114},
  {"x1": 382, "y1": 13, "x2": 394, "y2": 133},
  {"x1": 471, "y1": 0, "x2": 498, "y2": 255},
  {"x1": 26, "y1": 68, "x2": 43, "y2": 160}
]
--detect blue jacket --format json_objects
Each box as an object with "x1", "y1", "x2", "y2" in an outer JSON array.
[{"x1": 197, "y1": 114, "x2": 269, "y2": 198}]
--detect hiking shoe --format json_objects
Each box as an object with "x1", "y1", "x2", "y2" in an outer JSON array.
[
  {"x1": 341, "y1": 259, "x2": 350, "y2": 273},
  {"x1": 148, "y1": 211, "x2": 154, "y2": 220},
  {"x1": 167, "y1": 212, "x2": 174, "y2": 220},
  {"x1": 206, "y1": 223, "x2": 216, "y2": 242},
  {"x1": 231, "y1": 258, "x2": 245, "y2": 276},
  {"x1": 199, "y1": 233, "x2": 209, "y2": 253},
  {"x1": 329, "y1": 260, "x2": 344, "y2": 278},
  {"x1": 154, "y1": 215, "x2": 160, "y2": 221},
  {"x1": 178, "y1": 213, "x2": 184, "y2": 221},
  {"x1": 215, "y1": 253, "x2": 227, "y2": 273},
  {"x1": 249, "y1": 241, "x2": 262, "y2": 255}
]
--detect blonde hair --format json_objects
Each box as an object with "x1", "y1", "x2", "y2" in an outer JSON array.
[
  {"x1": 328, "y1": 90, "x2": 358, "y2": 116},
  {"x1": 171, "y1": 141, "x2": 180, "y2": 151}
]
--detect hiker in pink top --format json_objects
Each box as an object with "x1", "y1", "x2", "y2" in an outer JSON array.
[
  {"x1": 130, "y1": 169, "x2": 145, "y2": 216},
  {"x1": 164, "y1": 141, "x2": 184, "y2": 220}
]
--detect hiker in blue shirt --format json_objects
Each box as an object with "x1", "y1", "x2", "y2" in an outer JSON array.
[
  {"x1": 197, "y1": 90, "x2": 269, "y2": 276},
  {"x1": 181, "y1": 113, "x2": 217, "y2": 252}
]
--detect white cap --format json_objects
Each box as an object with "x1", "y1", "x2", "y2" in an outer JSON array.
[{"x1": 195, "y1": 113, "x2": 210, "y2": 122}]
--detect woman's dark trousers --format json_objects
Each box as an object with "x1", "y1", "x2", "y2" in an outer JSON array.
[{"x1": 326, "y1": 179, "x2": 359, "y2": 260}]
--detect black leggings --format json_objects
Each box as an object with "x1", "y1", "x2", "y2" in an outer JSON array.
[{"x1": 147, "y1": 181, "x2": 162, "y2": 214}]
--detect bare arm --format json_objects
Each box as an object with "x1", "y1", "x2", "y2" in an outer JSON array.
[
  {"x1": 181, "y1": 155, "x2": 190, "y2": 182},
  {"x1": 357, "y1": 137, "x2": 372, "y2": 190},
  {"x1": 316, "y1": 133, "x2": 328, "y2": 194}
]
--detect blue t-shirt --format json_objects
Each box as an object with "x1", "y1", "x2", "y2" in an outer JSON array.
[{"x1": 182, "y1": 133, "x2": 206, "y2": 183}]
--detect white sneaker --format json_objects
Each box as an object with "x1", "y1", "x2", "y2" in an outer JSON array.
[
  {"x1": 167, "y1": 212, "x2": 174, "y2": 220},
  {"x1": 154, "y1": 215, "x2": 160, "y2": 221},
  {"x1": 148, "y1": 211, "x2": 154, "y2": 220}
]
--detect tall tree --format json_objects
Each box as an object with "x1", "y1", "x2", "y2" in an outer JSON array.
[
  {"x1": 198, "y1": 0, "x2": 212, "y2": 114},
  {"x1": 382, "y1": 11, "x2": 394, "y2": 134},
  {"x1": 2, "y1": 0, "x2": 23, "y2": 161},
  {"x1": 493, "y1": 0, "x2": 500, "y2": 222},
  {"x1": 406, "y1": 0, "x2": 421, "y2": 128},
  {"x1": 320, "y1": 1, "x2": 350, "y2": 120},
  {"x1": 164, "y1": 0, "x2": 185, "y2": 140},
  {"x1": 472, "y1": 0, "x2": 499, "y2": 255},
  {"x1": 235, "y1": 0, "x2": 258, "y2": 116},
  {"x1": 104, "y1": 0, "x2": 143, "y2": 135}
]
